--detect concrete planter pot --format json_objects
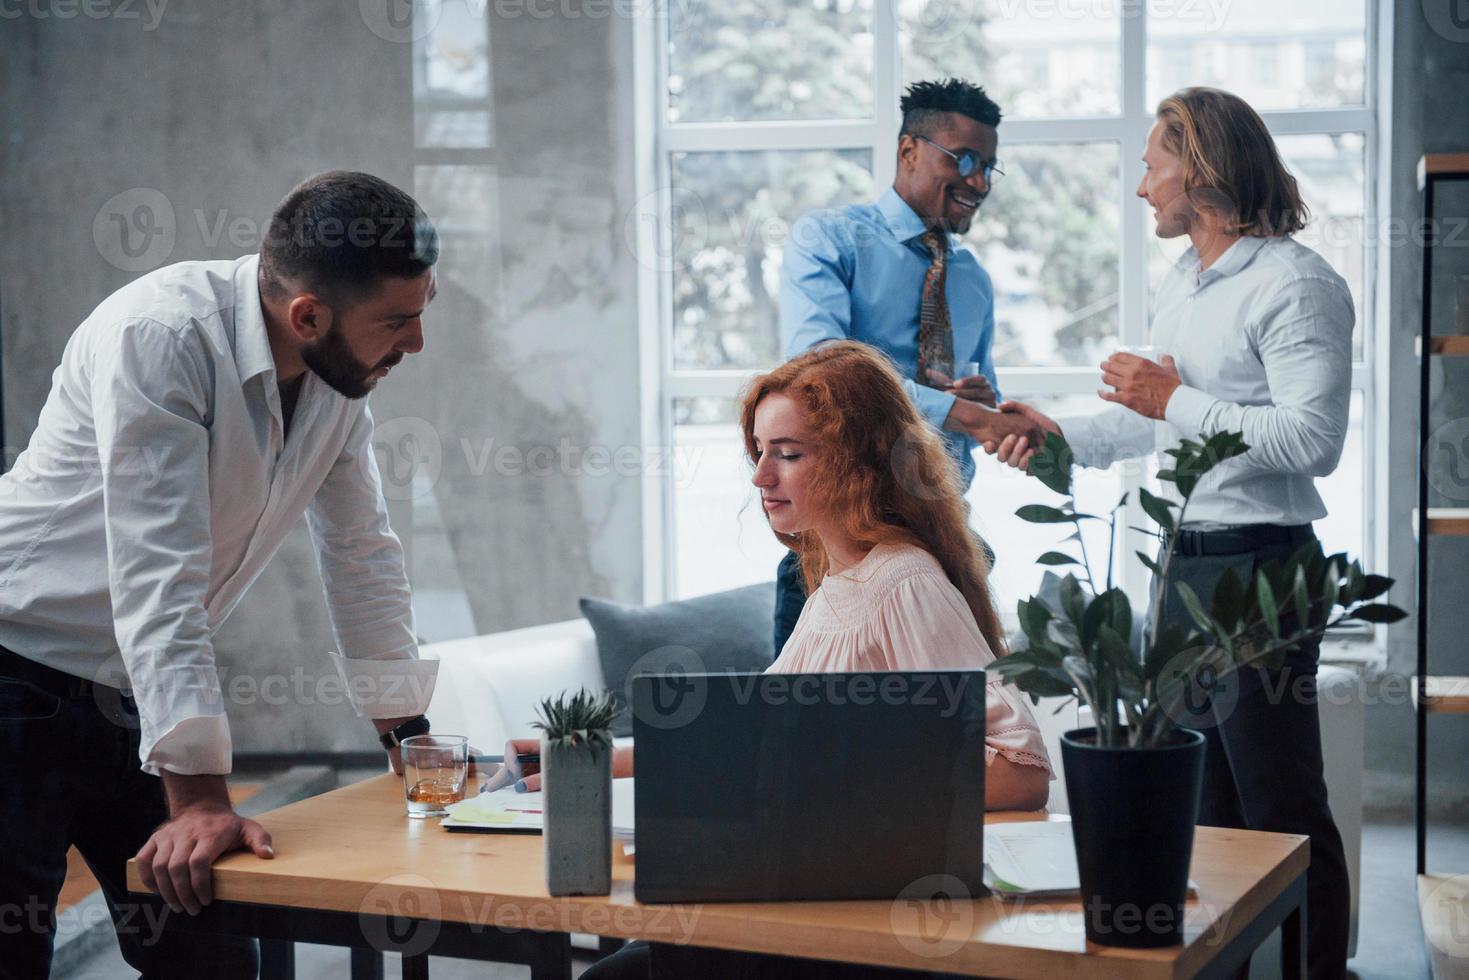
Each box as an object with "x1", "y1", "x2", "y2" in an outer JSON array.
[{"x1": 541, "y1": 736, "x2": 612, "y2": 896}]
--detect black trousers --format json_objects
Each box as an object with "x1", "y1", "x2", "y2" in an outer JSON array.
[
  {"x1": 0, "y1": 647, "x2": 258, "y2": 980},
  {"x1": 1153, "y1": 530, "x2": 1350, "y2": 980}
]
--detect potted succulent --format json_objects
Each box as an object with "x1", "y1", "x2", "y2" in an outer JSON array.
[
  {"x1": 533, "y1": 688, "x2": 620, "y2": 897},
  {"x1": 993, "y1": 430, "x2": 1405, "y2": 949}
]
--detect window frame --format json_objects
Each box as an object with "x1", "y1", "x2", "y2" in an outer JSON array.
[{"x1": 639, "y1": 0, "x2": 1380, "y2": 647}]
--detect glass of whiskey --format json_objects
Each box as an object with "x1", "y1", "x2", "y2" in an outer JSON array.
[{"x1": 402, "y1": 734, "x2": 469, "y2": 818}]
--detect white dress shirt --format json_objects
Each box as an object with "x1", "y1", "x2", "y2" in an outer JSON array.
[
  {"x1": 1059, "y1": 235, "x2": 1354, "y2": 527},
  {"x1": 0, "y1": 254, "x2": 437, "y2": 775}
]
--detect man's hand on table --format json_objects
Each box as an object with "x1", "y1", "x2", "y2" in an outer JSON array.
[{"x1": 135, "y1": 773, "x2": 273, "y2": 915}]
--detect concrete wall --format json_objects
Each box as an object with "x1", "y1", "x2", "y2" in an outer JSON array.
[
  {"x1": 1362, "y1": 0, "x2": 1469, "y2": 817},
  {"x1": 0, "y1": 0, "x2": 642, "y2": 756}
]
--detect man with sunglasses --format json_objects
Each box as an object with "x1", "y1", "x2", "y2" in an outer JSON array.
[{"x1": 772, "y1": 78, "x2": 1040, "y2": 653}]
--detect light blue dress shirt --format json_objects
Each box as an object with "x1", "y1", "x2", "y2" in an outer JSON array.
[{"x1": 779, "y1": 187, "x2": 999, "y2": 488}]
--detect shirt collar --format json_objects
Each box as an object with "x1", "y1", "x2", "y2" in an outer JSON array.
[
  {"x1": 877, "y1": 187, "x2": 954, "y2": 251},
  {"x1": 231, "y1": 253, "x2": 277, "y2": 384},
  {"x1": 1191, "y1": 235, "x2": 1268, "y2": 288}
]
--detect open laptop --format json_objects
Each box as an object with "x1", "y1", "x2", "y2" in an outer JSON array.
[{"x1": 631, "y1": 669, "x2": 988, "y2": 904}]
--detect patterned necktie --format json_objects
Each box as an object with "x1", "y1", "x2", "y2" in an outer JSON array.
[{"x1": 917, "y1": 227, "x2": 954, "y2": 389}]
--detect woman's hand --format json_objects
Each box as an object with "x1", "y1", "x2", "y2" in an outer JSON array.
[{"x1": 487, "y1": 738, "x2": 635, "y2": 792}]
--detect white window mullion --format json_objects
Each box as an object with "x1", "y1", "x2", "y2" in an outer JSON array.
[
  {"x1": 653, "y1": 4, "x2": 681, "y2": 601},
  {"x1": 873, "y1": 0, "x2": 899, "y2": 190},
  {"x1": 636, "y1": 1, "x2": 668, "y2": 604},
  {"x1": 1257, "y1": 107, "x2": 1373, "y2": 136},
  {"x1": 1119, "y1": 0, "x2": 1152, "y2": 612},
  {"x1": 1000, "y1": 118, "x2": 1128, "y2": 143},
  {"x1": 664, "y1": 120, "x2": 877, "y2": 153}
]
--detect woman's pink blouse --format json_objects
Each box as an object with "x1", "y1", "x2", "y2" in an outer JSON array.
[{"x1": 767, "y1": 542, "x2": 1053, "y2": 776}]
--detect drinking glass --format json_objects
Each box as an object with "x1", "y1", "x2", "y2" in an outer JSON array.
[{"x1": 402, "y1": 734, "x2": 469, "y2": 818}]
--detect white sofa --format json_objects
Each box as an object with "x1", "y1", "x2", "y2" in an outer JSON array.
[{"x1": 423, "y1": 620, "x2": 1363, "y2": 963}]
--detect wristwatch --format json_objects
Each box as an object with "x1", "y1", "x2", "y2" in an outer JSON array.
[{"x1": 379, "y1": 715, "x2": 431, "y2": 751}]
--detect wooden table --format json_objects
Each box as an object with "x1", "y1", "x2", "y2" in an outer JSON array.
[{"x1": 127, "y1": 773, "x2": 1307, "y2": 979}]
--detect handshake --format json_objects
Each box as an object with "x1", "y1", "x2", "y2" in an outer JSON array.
[
  {"x1": 930, "y1": 368, "x2": 1057, "y2": 471},
  {"x1": 933, "y1": 352, "x2": 1179, "y2": 469}
]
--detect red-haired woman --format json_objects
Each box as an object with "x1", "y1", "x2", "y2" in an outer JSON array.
[
  {"x1": 745, "y1": 340, "x2": 1051, "y2": 808},
  {"x1": 552, "y1": 341, "x2": 1052, "y2": 980},
  {"x1": 512, "y1": 340, "x2": 1050, "y2": 808}
]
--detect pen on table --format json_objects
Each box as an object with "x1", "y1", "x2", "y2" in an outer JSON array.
[{"x1": 478, "y1": 752, "x2": 541, "y2": 793}]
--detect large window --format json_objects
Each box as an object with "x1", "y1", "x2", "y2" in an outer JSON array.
[{"x1": 645, "y1": 0, "x2": 1376, "y2": 626}]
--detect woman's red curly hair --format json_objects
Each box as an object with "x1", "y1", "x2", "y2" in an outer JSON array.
[{"x1": 740, "y1": 340, "x2": 1007, "y2": 657}]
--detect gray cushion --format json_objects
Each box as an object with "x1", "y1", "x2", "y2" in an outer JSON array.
[
  {"x1": 580, "y1": 583, "x2": 776, "y2": 737},
  {"x1": 1009, "y1": 571, "x2": 1145, "y2": 654}
]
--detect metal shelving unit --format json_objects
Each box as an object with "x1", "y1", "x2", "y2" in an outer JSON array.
[{"x1": 1415, "y1": 152, "x2": 1469, "y2": 973}]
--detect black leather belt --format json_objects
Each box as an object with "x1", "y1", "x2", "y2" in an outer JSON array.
[
  {"x1": 1174, "y1": 523, "x2": 1315, "y2": 558},
  {"x1": 0, "y1": 644, "x2": 101, "y2": 699}
]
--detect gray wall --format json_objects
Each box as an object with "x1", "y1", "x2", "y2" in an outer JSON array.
[
  {"x1": 0, "y1": 1, "x2": 642, "y2": 756},
  {"x1": 1363, "y1": 0, "x2": 1469, "y2": 817}
]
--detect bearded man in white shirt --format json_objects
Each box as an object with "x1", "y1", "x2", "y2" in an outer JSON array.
[
  {"x1": 985, "y1": 89, "x2": 1354, "y2": 977},
  {"x1": 0, "y1": 171, "x2": 442, "y2": 979}
]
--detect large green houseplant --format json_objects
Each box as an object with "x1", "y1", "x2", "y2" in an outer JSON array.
[{"x1": 992, "y1": 430, "x2": 1404, "y2": 948}]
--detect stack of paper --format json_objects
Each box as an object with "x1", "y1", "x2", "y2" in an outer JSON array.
[
  {"x1": 983, "y1": 822, "x2": 1080, "y2": 896},
  {"x1": 983, "y1": 821, "x2": 1197, "y2": 897},
  {"x1": 442, "y1": 778, "x2": 637, "y2": 837}
]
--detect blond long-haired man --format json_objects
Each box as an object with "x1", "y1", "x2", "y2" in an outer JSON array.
[{"x1": 988, "y1": 88, "x2": 1355, "y2": 978}]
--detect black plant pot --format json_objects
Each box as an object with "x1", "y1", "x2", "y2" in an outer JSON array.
[{"x1": 1060, "y1": 726, "x2": 1205, "y2": 949}]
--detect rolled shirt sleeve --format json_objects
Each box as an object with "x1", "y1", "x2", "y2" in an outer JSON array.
[
  {"x1": 92, "y1": 318, "x2": 231, "y2": 776},
  {"x1": 307, "y1": 404, "x2": 438, "y2": 719},
  {"x1": 1162, "y1": 277, "x2": 1354, "y2": 478}
]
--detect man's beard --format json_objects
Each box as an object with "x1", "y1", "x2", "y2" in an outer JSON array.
[{"x1": 301, "y1": 323, "x2": 398, "y2": 399}]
